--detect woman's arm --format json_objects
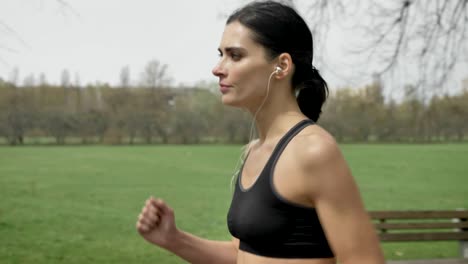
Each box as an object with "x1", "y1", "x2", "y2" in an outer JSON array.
[
  {"x1": 300, "y1": 136, "x2": 385, "y2": 264},
  {"x1": 137, "y1": 197, "x2": 238, "y2": 264}
]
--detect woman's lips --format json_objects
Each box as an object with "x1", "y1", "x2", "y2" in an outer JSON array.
[{"x1": 219, "y1": 84, "x2": 232, "y2": 94}]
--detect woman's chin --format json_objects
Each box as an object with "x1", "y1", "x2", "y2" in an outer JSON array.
[
  {"x1": 221, "y1": 95, "x2": 253, "y2": 110},
  {"x1": 221, "y1": 95, "x2": 239, "y2": 107}
]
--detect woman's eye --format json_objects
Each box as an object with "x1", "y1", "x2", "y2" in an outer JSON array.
[{"x1": 231, "y1": 53, "x2": 242, "y2": 60}]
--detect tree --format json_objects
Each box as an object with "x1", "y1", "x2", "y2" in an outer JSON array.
[
  {"x1": 120, "y1": 65, "x2": 131, "y2": 88},
  {"x1": 23, "y1": 73, "x2": 35, "y2": 87},
  {"x1": 38, "y1": 73, "x2": 48, "y2": 86},
  {"x1": 1, "y1": 0, "x2": 77, "y2": 65},
  {"x1": 220, "y1": 107, "x2": 252, "y2": 144},
  {"x1": 140, "y1": 59, "x2": 170, "y2": 89},
  {"x1": 138, "y1": 59, "x2": 173, "y2": 143},
  {"x1": 0, "y1": 85, "x2": 37, "y2": 145},
  {"x1": 41, "y1": 110, "x2": 76, "y2": 145},
  {"x1": 102, "y1": 86, "x2": 128, "y2": 144},
  {"x1": 60, "y1": 69, "x2": 71, "y2": 87},
  {"x1": 300, "y1": 0, "x2": 467, "y2": 92},
  {"x1": 76, "y1": 109, "x2": 109, "y2": 144},
  {"x1": 74, "y1": 72, "x2": 81, "y2": 88},
  {"x1": 8, "y1": 67, "x2": 19, "y2": 86},
  {"x1": 170, "y1": 89, "x2": 218, "y2": 144}
]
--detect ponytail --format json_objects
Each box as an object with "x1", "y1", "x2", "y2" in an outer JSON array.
[{"x1": 295, "y1": 65, "x2": 328, "y2": 122}]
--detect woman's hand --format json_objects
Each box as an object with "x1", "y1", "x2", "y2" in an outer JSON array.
[{"x1": 136, "y1": 197, "x2": 178, "y2": 248}]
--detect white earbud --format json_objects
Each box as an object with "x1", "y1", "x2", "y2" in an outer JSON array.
[{"x1": 274, "y1": 66, "x2": 282, "y2": 74}]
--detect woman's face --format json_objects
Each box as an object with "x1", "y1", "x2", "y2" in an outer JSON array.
[{"x1": 212, "y1": 21, "x2": 275, "y2": 109}]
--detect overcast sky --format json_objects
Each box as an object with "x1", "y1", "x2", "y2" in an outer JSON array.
[
  {"x1": 1, "y1": 0, "x2": 466, "y2": 95},
  {"x1": 1, "y1": 0, "x2": 243, "y2": 87}
]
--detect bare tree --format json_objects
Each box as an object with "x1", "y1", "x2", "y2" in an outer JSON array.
[
  {"x1": 60, "y1": 69, "x2": 71, "y2": 87},
  {"x1": 38, "y1": 73, "x2": 48, "y2": 86},
  {"x1": 23, "y1": 73, "x2": 35, "y2": 87},
  {"x1": 140, "y1": 59, "x2": 170, "y2": 89},
  {"x1": 1, "y1": 1, "x2": 78, "y2": 64},
  {"x1": 0, "y1": 20, "x2": 29, "y2": 63},
  {"x1": 120, "y1": 65, "x2": 131, "y2": 88},
  {"x1": 8, "y1": 67, "x2": 19, "y2": 86},
  {"x1": 74, "y1": 72, "x2": 81, "y2": 88},
  {"x1": 298, "y1": 0, "x2": 467, "y2": 92}
]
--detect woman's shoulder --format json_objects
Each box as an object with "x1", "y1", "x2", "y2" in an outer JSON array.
[
  {"x1": 286, "y1": 124, "x2": 349, "y2": 200},
  {"x1": 291, "y1": 124, "x2": 344, "y2": 171}
]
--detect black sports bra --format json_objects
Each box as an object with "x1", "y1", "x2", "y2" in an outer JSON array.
[{"x1": 227, "y1": 119, "x2": 334, "y2": 258}]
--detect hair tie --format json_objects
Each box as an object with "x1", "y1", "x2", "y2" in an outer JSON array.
[
  {"x1": 308, "y1": 65, "x2": 317, "y2": 79},
  {"x1": 311, "y1": 65, "x2": 318, "y2": 74}
]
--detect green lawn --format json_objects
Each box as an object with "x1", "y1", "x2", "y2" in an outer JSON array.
[{"x1": 0, "y1": 144, "x2": 467, "y2": 263}]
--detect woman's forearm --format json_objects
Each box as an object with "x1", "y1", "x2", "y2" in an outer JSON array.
[{"x1": 162, "y1": 229, "x2": 238, "y2": 264}]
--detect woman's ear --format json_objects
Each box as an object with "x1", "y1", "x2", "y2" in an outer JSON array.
[{"x1": 275, "y1": 53, "x2": 293, "y2": 79}]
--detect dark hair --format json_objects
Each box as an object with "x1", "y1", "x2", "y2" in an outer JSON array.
[{"x1": 227, "y1": 1, "x2": 328, "y2": 122}]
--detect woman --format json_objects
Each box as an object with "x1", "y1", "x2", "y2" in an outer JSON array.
[{"x1": 136, "y1": 1, "x2": 385, "y2": 263}]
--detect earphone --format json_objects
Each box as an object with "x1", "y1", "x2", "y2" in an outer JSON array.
[{"x1": 274, "y1": 66, "x2": 282, "y2": 74}]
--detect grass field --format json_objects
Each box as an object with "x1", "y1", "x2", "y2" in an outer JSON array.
[{"x1": 0, "y1": 144, "x2": 467, "y2": 263}]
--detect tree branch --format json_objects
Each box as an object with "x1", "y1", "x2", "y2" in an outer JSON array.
[{"x1": 304, "y1": 0, "x2": 468, "y2": 92}]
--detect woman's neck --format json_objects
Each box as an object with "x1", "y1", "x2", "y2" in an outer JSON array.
[{"x1": 252, "y1": 99, "x2": 306, "y2": 144}]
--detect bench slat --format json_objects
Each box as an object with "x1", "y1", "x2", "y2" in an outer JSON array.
[
  {"x1": 379, "y1": 232, "x2": 468, "y2": 241},
  {"x1": 370, "y1": 210, "x2": 468, "y2": 219},
  {"x1": 375, "y1": 221, "x2": 468, "y2": 230}
]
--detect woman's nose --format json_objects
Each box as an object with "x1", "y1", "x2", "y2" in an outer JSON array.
[{"x1": 212, "y1": 62, "x2": 226, "y2": 77}]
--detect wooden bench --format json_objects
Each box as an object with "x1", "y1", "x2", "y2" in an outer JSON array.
[{"x1": 369, "y1": 210, "x2": 468, "y2": 264}]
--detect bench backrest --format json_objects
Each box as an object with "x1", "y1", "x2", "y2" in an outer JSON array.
[{"x1": 369, "y1": 210, "x2": 468, "y2": 242}]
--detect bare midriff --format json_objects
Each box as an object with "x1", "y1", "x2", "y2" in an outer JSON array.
[{"x1": 237, "y1": 250, "x2": 336, "y2": 264}]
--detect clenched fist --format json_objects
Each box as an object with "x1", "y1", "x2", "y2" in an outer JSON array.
[{"x1": 136, "y1": 197, "x2": 178, "y2": 248}]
